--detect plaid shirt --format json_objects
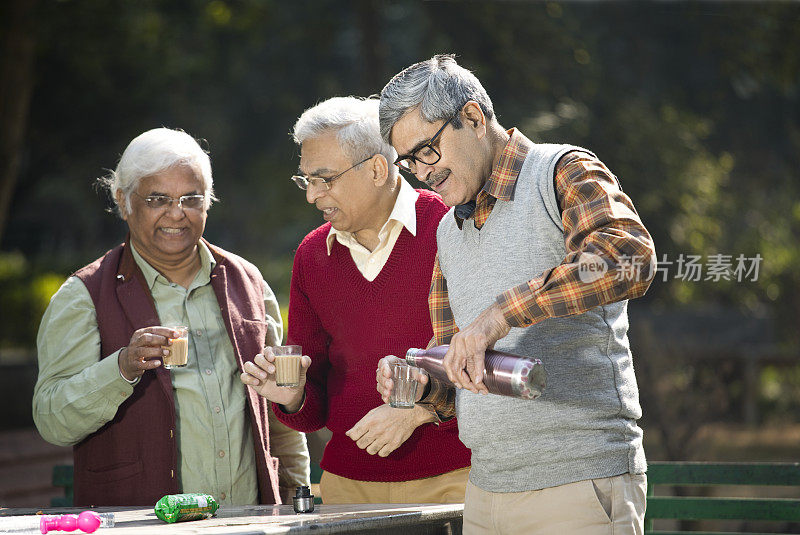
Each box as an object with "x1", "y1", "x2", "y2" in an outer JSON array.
[{"x1": 419, "y1": 129, "x2": 656, "y2": 419}]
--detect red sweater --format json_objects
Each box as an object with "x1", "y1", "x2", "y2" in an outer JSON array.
[{"x1": 274, "y1": 190, "x2": 471, "y2": 482}]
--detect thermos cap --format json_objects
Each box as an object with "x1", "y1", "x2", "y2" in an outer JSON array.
[{"x1": 293, "y1": 485, "x2": 315, "y2": 513}]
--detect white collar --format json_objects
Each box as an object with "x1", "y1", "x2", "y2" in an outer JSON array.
[{"x1": 325, "y1": 177, "x2": 419, "y2": 255}]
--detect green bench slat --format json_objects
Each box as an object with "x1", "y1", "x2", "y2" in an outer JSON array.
[
  {"x1": 646, "y1": 496, "x2": 800, "y2": 521},
  {"x1": 52, "y1": 464, "x2": 74, "y2": 487},
  {"x1": 52, "y1": 464, "x2": 74, "y2": 507},
  {"x1": 50, "y1": 496, "x2": 73, "y2": 507},
  {"x1": 647, "y1": 462, "x2": 800, "y2": 486},
  {"x1": 646, "y1": 463, "x2": 800, "y2": 533},
  {"x1": 310, "y1": 462, "x2": 322, "y2": 485}
]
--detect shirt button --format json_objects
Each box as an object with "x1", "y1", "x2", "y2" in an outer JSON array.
[
  {"x1": 195, "y1": 329, "x2": 202, "y2": 337},
  {"x1": 214, "y1": 406, "x2": 221, "y2": 413},
  {"x1": 220, "y1": 492, "x2": 227, "y2": 501},
  {"x1": 205, "y1": 369, "x2": 212, "y2": 375},
  {"x1": 369, "y1": 258, "x2": 375, "y2": 263},
  {"x1": 120, "y1": 392, "x2": 126, "y2": 398},
  {"x1": 218, "y1": 450, "x2": 225, "y2": 458}
]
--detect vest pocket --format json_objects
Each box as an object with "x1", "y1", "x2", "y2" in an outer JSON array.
[
  {"x1": 83, "y1": 459, "x2": 144, "y2": 484},
  {"x1": 240, "y1": 318, "x2": 270, "y2": 352}
]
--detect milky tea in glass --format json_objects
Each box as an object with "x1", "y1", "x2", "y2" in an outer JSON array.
[
  {"x1": 272, "y1": 345, "x2": 302, "y2": 387},
  {"x1": 162, "y1": 326, "x2": 189, "y2": 369}
]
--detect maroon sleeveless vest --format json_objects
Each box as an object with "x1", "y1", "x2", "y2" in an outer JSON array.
[{"x1": 72, "y1": 239, "x2": 281, "y2": 506}]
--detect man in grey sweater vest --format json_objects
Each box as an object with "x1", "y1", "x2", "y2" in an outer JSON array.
[{"x1": 376, "y1": 55, "x2": 656, "y2": 534}]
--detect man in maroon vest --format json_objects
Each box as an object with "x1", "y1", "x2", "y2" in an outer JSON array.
[{"x1": 33, "y1": 128, "x2": 309, "y2": 506}]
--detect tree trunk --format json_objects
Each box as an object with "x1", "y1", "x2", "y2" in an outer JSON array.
[{"x1": 0, "y1": 0, "x2": 39, "y2": 247}]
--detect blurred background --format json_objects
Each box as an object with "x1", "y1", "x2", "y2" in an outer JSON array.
[{"x1": 1, "y1": 0, "x2": 798, "y2": 525}]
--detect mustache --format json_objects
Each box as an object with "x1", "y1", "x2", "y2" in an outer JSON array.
[{"x1": 425, "y1": 169, "x2": 450, "y2": 188}]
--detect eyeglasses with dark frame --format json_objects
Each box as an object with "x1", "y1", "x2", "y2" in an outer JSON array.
[
  {"x1": 393, "y1": 109, "x2": 460, "y2": 174},
  {"x1": 291, "y1": 155, "x2": 374, "y2": 191},
  {"x1": 132, "y1": 192, "x2": 206, "y2": 211}
]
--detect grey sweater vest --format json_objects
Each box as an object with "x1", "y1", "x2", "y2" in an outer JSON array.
[{"x1": 437, "y1": 143, "x2": 646, "y2": 492}]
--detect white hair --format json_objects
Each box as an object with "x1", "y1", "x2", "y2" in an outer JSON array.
[
  {"x1": 379, "y1": 54, "x2": 495, "y2": 143},
  {"x1": 100, "y1": 127, "x2": 216, "y2": 216},
  {"x1": 292, "y1": 96, "x2": 398, "y2": 173}
]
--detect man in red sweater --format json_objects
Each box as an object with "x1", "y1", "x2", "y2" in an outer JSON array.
[{"x1": 241, "y1": 96, "x2": 470, "y2": 504}]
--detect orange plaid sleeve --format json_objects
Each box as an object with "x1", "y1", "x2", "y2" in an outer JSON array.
[
  {"x1": 428, "y1": 254, "x2": 459, "y2": 346},
  {"x1": 416, "y1": 254, "x2": 457, "y2": 420},
  {"x1": 496, "y1": 151, "x2": 656, "y2": 326}
]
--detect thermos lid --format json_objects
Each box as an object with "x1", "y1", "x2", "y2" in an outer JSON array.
[{"x1": 293, "y1": 486, "x2": 315, "y2": 514}]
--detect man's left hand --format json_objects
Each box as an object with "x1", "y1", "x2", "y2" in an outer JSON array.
[
  {"x1": 346, "y1": 404, "x2": 436, "y2": 457},
  {"x1": 443, "y1": 302, "x2": 511, "y2": 395}
]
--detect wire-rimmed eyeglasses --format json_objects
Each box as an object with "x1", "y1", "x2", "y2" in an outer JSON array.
[
  {"x1": 291, "y1": 155, "x2": 374, "y2": 191},
  {"x1": 132, "y1": 192, "x2": 206, "y2": 211}
]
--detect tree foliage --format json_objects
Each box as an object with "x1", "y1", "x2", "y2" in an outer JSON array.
[{"x1": 2, "y1": 0, "x2": 799, "y2": 344}]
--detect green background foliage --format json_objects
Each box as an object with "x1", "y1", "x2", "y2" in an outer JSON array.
[
  {"x1": 1, "y1": 1, "x2": 799, "y2": 442},
  {"x1": 5, "y1": 2, "x2": 798, "y2": 329}
]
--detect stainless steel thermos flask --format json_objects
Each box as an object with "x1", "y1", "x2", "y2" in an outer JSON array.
[{"x1": 405, "y1": 345, "x2": 546, "y2": 400}]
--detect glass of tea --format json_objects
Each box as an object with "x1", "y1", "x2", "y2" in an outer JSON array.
[
  {"x1": 271, "y1": 345, "x2": 302, "y2": 387},
  {"x1": 162, "y1": 326, "x2": 189, "y2": 369}
]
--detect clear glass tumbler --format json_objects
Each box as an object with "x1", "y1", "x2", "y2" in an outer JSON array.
[
  {"x1": 272, "y1": 345, "x2": 302, "y2": 387},
  {"x1": 390, "y1": 362, "x2": 424, "y2": 408},
  {"x1": 162, "y1": 326, "x2": 189, "y2": 369}
]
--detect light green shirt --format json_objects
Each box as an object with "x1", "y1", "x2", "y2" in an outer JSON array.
[{"x1": 33, "y1": 242, "x2": 309, "y2": 505}]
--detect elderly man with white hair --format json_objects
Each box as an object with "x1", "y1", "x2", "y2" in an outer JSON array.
[
  {"x1": 33, "y1": 127, "x2": 309, "y2": 506},
  {"x1": 241, "y1": 96, "x2": 470, "y2": 504}
]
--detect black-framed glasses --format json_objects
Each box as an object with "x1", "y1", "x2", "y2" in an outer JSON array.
[
  {"x1": 291, "y1": 155, "x2": 374, "y2": 191},
  {"x1": 393, "y1": 110, "x2": 459, "y2": 174},
  {"x1": 132, "y1": 192, "x2": 206, "y2": 211}
]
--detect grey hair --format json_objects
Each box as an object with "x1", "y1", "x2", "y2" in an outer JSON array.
[
  {"x1": 99, "y1": 127, "x2": 216, "y2": 217},
  {"x1": 379, "y1": 54, "x2": 495, "y2": 143},
  {"x1": 292, "y1": 96, "x2": 398, "y2": 174}
]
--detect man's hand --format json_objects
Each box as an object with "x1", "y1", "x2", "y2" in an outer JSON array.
[
  {"x1": 443, "y1": 302, "x2": 511, "y2": 394},
  {"x1": 346, "y1": 404, "x2": 436, "y2": 457},
  {"x1": 240, "y1": 347, "x2": 311, "y2": 412},
  {"x1": 376, "y1": 355, "x2": 429, "y2": 404},
  {"x1": 118, "y1": 326, "x2": 178, "y2": 381}
]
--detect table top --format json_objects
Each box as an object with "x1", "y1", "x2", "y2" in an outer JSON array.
[{"x1": 0, "y1": 503, "x2": 464, "y2": 534}]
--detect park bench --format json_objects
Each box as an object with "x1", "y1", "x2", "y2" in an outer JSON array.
[
  {"x1": 50, "y1": 461, "x2": 800, "y2": 530},
  {"x1": 51, "y1": 461, "x2": 324, "y2": 506},
  {"x1": 645, "y1": 462, "x2": 800, "y2": 534}
]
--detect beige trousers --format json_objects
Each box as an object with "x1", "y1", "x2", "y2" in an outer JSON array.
[
  {"x1": 463, "y1": 473, "x2": 647, "y2": 535},
  {"x1": 319, "y1": 467, "x2": 470, "y2": 504}
]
